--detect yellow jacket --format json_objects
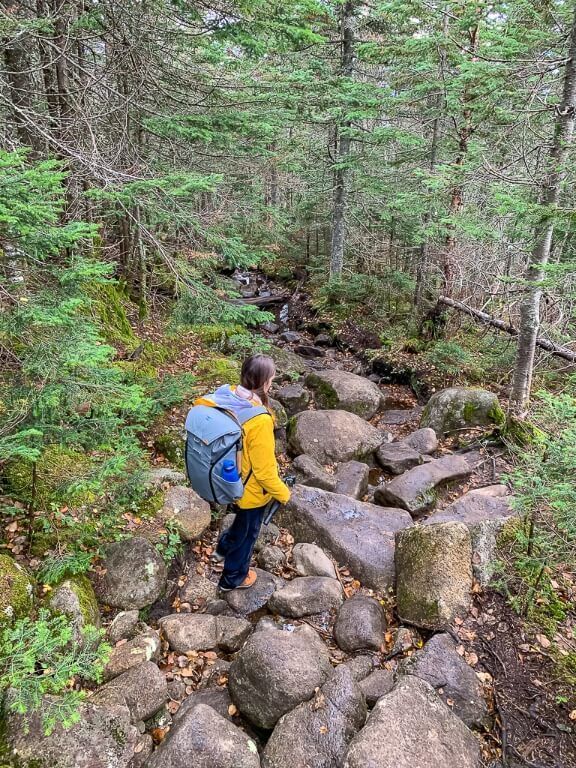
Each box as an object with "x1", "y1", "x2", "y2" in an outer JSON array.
[{"x1": 193, "y1": 390, "x2": 291, "y2": 510}]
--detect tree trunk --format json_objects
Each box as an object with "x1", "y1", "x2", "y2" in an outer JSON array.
[
  {"x1": 510, "y1": 11, "x2": 576, "y2": 415},
  {"x1": 329, "y1": 0, "x2": 354, "y2": 279}
]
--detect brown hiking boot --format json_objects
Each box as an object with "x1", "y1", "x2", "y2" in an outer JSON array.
[{"x1": 219, "y1": 569, "x2": 257, "y2": 593}]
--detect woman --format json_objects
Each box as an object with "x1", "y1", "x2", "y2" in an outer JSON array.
[{"x1": 193, "y1": 354, "x2": 291, "y2": 592}]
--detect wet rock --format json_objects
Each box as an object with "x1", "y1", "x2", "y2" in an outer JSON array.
[
  {"x1": 262, "y1": 666, "x2": 367, "y2": 768},
  {"x1": 107, "y1": 610, "x2": 140, "y2": 644},
  {"x1": 296, "y1": 344, "x2": 325, "y2": 357},
  {"x1": 335, "y1": 460, "x2": 370, "y2": 499},
  {"x1": 292, "y1": 542, "x2": 336, "y2": 579},
  {"x1": 103, "y1": 628, "x2": 161, "y2": 681},
  {"x1": 228, "y1": 625, "x2": 332, "y2": 728},
  {"x1": 376, "y1": 443, "x2": 421, "y2": 475},
  {"x1": 395, "y1": 522, "x2": 473, "y2": 630},
  {"x1": 100, "y1": 537, "x2": 167, "y2": 610},
  {"x1": 258, "y1": 545, "x2": 286, "y2": 572},
  {"x1": 268, "y1": 576, "x2": 343, "y2": 617},
  {"x1": 146, "y1": 703, "x2": 260, "y2": 768},
  {"x1": 398, "y1": 632, "x2": 488, "y2": 728},
  {"x1": 359, "y1": 669, "x2": 395, "y2": 706},
  {"x1": 402, "y1": 427, "x2": 438, "y2": 455},
  {"x1": 334, "y1": 596, "x2": 385, "y2": 652},
  {"x1": 421, "y1": 387, "x2": 505, "y2": 436},
  {"x1": 92, "y1": 661, "x2": 168, "y2": 723},
  {"x1": 223, "y1": 568, "x2": 284, "y2": 615},
  {"x1": 159, "y1": 613, "x2": 252, "y2": 653},
  {"x1": 160, "y1": 485, "x2": 211, "y2": 541},
  {"x1": 343, "y1": 676, "x2": 480, "y2": 768},
  {"x1": 293, "y1": 454, "x2": 337, "y2": 491},
  {"x1": 179, "y1": 573, "x2": 219, "y2": 605},
  {"x1": 47, "y1": 575, "x2": 100, "y2": 645},
  {"x1": 305, "y1": 370, "x2": 384, "y2": 419},
  {"x1": 374, "y1": 455, "x2": 472, "y2": 517},
  {"x1": 275, "y1": 382, "x2": 311, "y2": 416},
  {"x1": 173, "y1": 686, "x2": 235, "y2": 724},
  {"x1": 4, "y1": 692, "x2": 138, "y2": 768},
  {"x1": 278, "y1": 485, "x2": 412, "y2": 590},
  {"x1": 288, "y1": 409, "x2": 387, "y2": 463}
]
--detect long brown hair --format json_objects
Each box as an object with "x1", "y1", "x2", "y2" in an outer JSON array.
[{"x1": 241, "y1": 354, "x2": 276, "y2": 408}]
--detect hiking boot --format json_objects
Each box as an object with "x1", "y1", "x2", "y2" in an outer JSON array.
[
  {"x1": 219, "y1": 569, "x2": 257, "y2": 593},
  {"x1": 210, "y1": 550, "x2": 225, "y2": 565}
]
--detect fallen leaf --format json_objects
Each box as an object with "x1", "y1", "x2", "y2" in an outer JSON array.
[
  {"x1": 228, "y1": 704, "x2": 238, "y2": 716},
  {"x1": 535, "y1": 634, "x2": 551, "y2": 649},
  {"x1": 569, "y1": 710, "x2": 576, "y2": 721},
  {"x1": 5, "y1": 521, "x2": 18, "y2": 533}
]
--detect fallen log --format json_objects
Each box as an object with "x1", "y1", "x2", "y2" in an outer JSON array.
[
  {"x1": 438, "y1": 295, "x2": 576, "y2": 363},
  {"x1": 233, "y1": 293, "x2": 289, "y2": 307}
]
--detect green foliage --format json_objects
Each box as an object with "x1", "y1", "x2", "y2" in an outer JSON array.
[
  {"x1": 423, "y1": 340, "x2": 475, "y2": 378},
  {"x1": 0, "y1": 609, "x2": 109, "y2": 735},
  {"x1": 195, "y1": 355, "x2": 241, "y2": 386},
  {"x1": 37, "y1": 551, "x2": 94, "y2": 586},
  {"x1": 155, "y1": 521, "x2": 184, "y2": 564},
  {"x1": 149, "y1": 373, "x2": 198, "y2": 410}
]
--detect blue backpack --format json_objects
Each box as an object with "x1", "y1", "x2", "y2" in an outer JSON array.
[{"x1": 184, "y1": 404, "x2": 269, "y2": 504}]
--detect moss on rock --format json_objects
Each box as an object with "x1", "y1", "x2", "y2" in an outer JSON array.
[
  {"x1": 0, "y1": 555, "x2": 34, "y2": 628},
  {"x1": 47, "y1": 575, "x2": 100, "y2": 642}
]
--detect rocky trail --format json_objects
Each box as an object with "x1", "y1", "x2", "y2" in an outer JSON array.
[{"x1": 4, "y1": 275, "x2": 576, "y2": 768}]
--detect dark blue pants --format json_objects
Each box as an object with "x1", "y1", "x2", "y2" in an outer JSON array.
[{"x1": 216, "y1": 504, "x2": 267, "y2": 589}]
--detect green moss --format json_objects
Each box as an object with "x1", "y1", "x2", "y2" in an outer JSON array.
[
  {"x1": 195, "y1": 355, "x2": 240, "y2": 386},
  {"x1": 153, "y1": 433, "x2": 183, "y2": 466},
  {"x1": 462, "y1": 401, "x2": 478, "y2": 422},
  {"x1": 0, "y1": 555, "x2": 34, "y2": 629},
  {"x1": 487, "y1": 403, "x2": 507, "y2": 429},
  {"x1": 138, "y1": 489, "x2": 166, "y2": 519},
  {"x1": 88, "y1": 281, "x2": 139, "y2": 351},
  {"x1": 502, "y1": 416, "x2": 546, "y2": 447},
  {"x1": 47, "y1": 575, "x2": 99, "y2": 628},
  {"x1": 308, "y1": 375, "x2": 338, "y2": 410}
]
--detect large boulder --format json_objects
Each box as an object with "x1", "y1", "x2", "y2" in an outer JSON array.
[
  {"x1": 4, "y1": 694, "x2": 138, "y2": 768},
  {"x1": 293, "y1": 454, "x2": 337, "y2": 492},
  {"x1": 159, "y1": 613, "x2": 252, "y2": 654},
  {"x1": 91, "y1": 661, "x2": 168, "y2": 723},
  {"x1": 146, "y1": 703, "x2": 260, "y2": 768},
  {"x1": 268, "y1": 576, "x2": 343, "y2": 617},
  {"x1": 47, "y1": 575, "x2": 100, "y2": 645},
  {"x1": 398, "y1": 632, "x2": 488, "y2": 728},
  {"x1": 402, "y1": 428, "x2": 438, "y2": 455},
  {"x1": 0, "y1": 554, "x2": 34, "y2": 628},
  {"x1": 292, "y1": 542, "x2": 336, "y2": 579},
  {"x1": 334, "y1": 460, "x2": 370, "y2": 499},
  {"x1": 262, "y1": 666, "x2": 367, "y2": 768},
  {"x1": 159, "y1": 485, "x2": 211, "y2": 541},
  {"x1": 179, "y1": 573, "x2": 219, "y2": 605},
  {"x1": 376, "y1": 443, "x2": 422, "y2": 475},
  {"x1": 334, "y1": 596, "x2": 385, "y2": 653},
  {"x1": 228, "y1": 626, "x2": 332, "y2": 728},
  {"x1": 421, "y1": 387, "x2": 506, "y2": 436},
  {"x1": 374, "y1": 455, "x2": 472, "y2": 517},
  {"x1": 223, "y1": 568, "x2": 285, "y2": 615},
  {"x1": 278, "y1": 485, "x2": 412, "y2": 591},
  {"x1": 342, "y1": 676, "x2": 480, "y2": 768},
  {"x1": 287, "y1": 410, "x2": 387, "y2": 463},
  {"x1": 395, "y1": 522, "x2": 473, "y2": 629},
  {"x1": 275, "y1": 382, "x2": 311, "y2": 416},
  {"x1": 172, "y1": 686, "x2": 235, "y2": 724},
  {"x1": 99, "y1": 537, "x2": 167, "y2": 610},
  {"x1": 305, "y1": 370, "x2": 384, "y2": 419}
]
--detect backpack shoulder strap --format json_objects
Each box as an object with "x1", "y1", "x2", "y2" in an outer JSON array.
[{"x1": 236, "y1": 406, "x2": 270, "y2": 425}]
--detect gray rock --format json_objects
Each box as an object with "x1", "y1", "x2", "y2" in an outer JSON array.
[
  {"x1": 103, "y1": 628, "x2": 161, "y2": 681},
  {"x1": 268, "y1": 576, "x2": 343, "y2": 617},
  {"x1": 205, "y1": 598, "x2": 229, "y2": 615},
  {"x1": 270, "y1": 397, "x2": 288, "y2": 428},
  {"x1": 146, "y1": 703, "x2": 260, "y2": 768},
  {"x1": 469, "y1": 483, "x2": 509, "y2": 497},
  {"x1": 47, "y1": 575, "x2": 100, "y2": 646},
  {"x1": 376, "y1": 443, "x2": 421, "y2": 475},
  {"x1": 470, "y1": 519, "x2": 507, "y2": 586},
  {"x1": 179, "y1": 573, "x2": 219, "y2": 605},
  {"x1": 335, "y1": 460, "x2": 370, "y2": 499},
  {"x1": 379, "y1": 409, "x2": 417, "y2": 425},
  {"x1": 296, "y1": 344, "x2": 324, "y2": 357},
  {"x1": 334, "y1": 596, "x2": 385, "y2": 652},
  {"x1": 159, "y1": 613, "x2": 252, "y2": 653},
  {"x1": 129, "y1": 734, "x2": 154, "y2": 768},
  {"x1": 341, "y1": 655, "x2": 375, "y2": 682},
  {"x1": 4, "y1": 693, "x2": 138, "y2": 768},
  {"x1": 145, "y1": 467, "x2": 186, "y2": 489},
  {"x1": 167, "y1": 678, "x2": 187, "y2": 701},
  {"x1": 258, "y1": 545, "x2": 286, "y2": 572},
  {"x1": 391, "y1": 626, "x2": 423, "y2": 656},
  {"x1": 160, "y1": 485, "x2": 211, "y2": 541},
  {"x1": 293, "y1": 454, "x2": 337, "y2": 492},
  {"x1": 423, "y1": 491, "x2": 512, "y2": 527},
  {"x1": 224, "y1": 568, "x2": 285, "y2": 615},
  {"x1": 395, "y1": 522, "x2": 473, "y2": 629},
  {"x1": 402, "y1": 427, "x2": 438, "y2": 455},
  {"x1": 288, "y1": 410, "x2": 387, "y2": 463},
  {"x1": 281, "y1": 330, "x2": 301, "y2": 343},
  {"x1": 91, "y1": 661, "x2": 168, "y2": 723},
  {"x1": 271, "y1": 346, "x2": 309, "y2": 378},
  {"x1": 262, "y1": 321, "x2": 279, "y2": 333},
  {"x1": 314, "y1": 333, "x2": 333, "y2": 346},
  {"x1": 107, "y1": 610, "x2": 140, "y2": 644},
  {"x1": 262, "y1": 666, "x2": 367, "y2": 768},
  {"x1": 278, "y1": 485, "x2": 412, "y2": 590},
  {"x1": 359, "y1": 669, "x2": 395, "y2": 706},
  {"x1": 173, "y1": 686, "x2": 235, "y2": 724},
  {"x1": 292, "y1": 542, "x2": 336, "y2": 579},
  {"x1": 342, "y1": 676, "x2": 480, "y2": 768},
  {"x1": 305, "y1": 370, "x2": 384, "y2": 419},
  {"x1": 275, "y1": 382, "x2": 311, "y2": 416},
  {"x1": 228, "y1": 626, "x2": 332, "y2": 728},
  {"x1": 100, "y1": 537, "x2": 167, "y2": 610},
  {"x1": 374, "y1": 455, "x2": 472, "y2": 517},
  {"x1": 421, "y1": 387, "x2": 505, "y2": 436},
  {"x1": 398, "y1": 633, "x2": 488, "y2": 728}
]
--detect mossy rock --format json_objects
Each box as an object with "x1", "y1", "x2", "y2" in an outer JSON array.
[
  {"x1": 270, "y1": 346, "x2": 307, "y2": 379},
  {"x1": 46, "y1": 575, "x2": 100, "y2": 645},
  {"x1": 420, "y1": 387, "x2": 506, "y2": 436},
  {"x1": 4, "y1": 445, "x2": 95, "y2": 508},
  {"x1": 195, "y1": 355, "x2": 240, "y2": 386},
  {"x1": 502, "y1": 416, "x2": 547, "y2": 448},
  {"x1": 138, "y1": 489, "x2": 166, "y2": 519},
  {"x1": 0, "y1": 555, "x2": 34, "y2": 628},
  {"x1": 269, "y1": 398, "x2": 288, "y2": 428},
  {"x1": 153, "y1": 432, "x2": 184, "y2": 466}
]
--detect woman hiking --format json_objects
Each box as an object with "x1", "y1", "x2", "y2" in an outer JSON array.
[{"x1": 192, "y1": 354, "x2": 291, "y2": 593}]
